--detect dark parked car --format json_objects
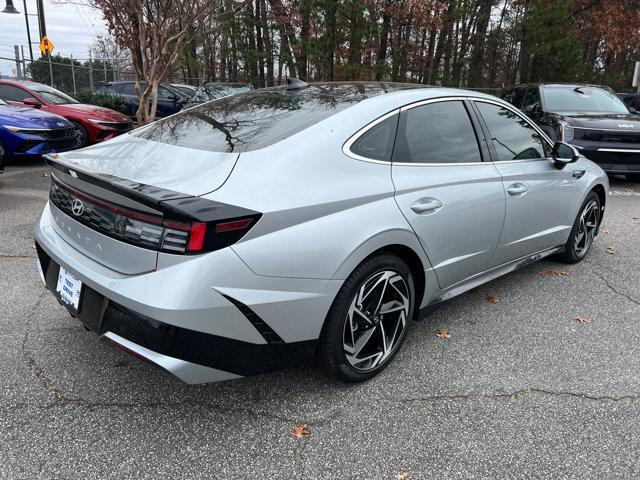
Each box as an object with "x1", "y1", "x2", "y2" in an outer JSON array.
[
  {"x1": 502, "y1": 83, "x2": 640, "y2": 181},
  {"x1": 185, "y1": 82, "x2": 253, "y2": 108},
  {"x1": 96, "y1": 81, "x2": 188, "y2": 120},
  {"x1": 619, "y1": 93, "x2": 640, "y2": 114}
]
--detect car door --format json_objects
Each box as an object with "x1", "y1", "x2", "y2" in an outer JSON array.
[
  {"x1": 157, "y1": 86, "x2": 181, "y2": 117},
  {"x1": 472, "y1": 99, "x2": 576, "y2": 267},
  {"x1": 391, "y1": 98, "x2": 506, "y2": 289}
]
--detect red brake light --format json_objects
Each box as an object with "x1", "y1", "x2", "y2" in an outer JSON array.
[
  {"x1": 214, "y1": 218, "x2": 253, "y2": 233},
  {"x1": 187, "y1": 222, "x2": 207, "y2": 252}
]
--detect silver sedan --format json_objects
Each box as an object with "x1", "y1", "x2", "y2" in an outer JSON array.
[{"x1": 35, "y1": 81, "x2": 608, "y2": 383}]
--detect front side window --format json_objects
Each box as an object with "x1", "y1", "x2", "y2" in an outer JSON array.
[
  {"x1": 392, "y1": 100, "x2": 482, "y2": 164},
  {"x1": 349, "y1": 114, "x2": 398, "y2": 161},
  {"x1": 542, "y1": 86, "x2": 629, "y2": 115},
  {"x1": 476, "y1": 102, "x2": 547, "y2": 161},
  {"x1": 522, "y1": 87, "x2": 541, "y2": 110}
]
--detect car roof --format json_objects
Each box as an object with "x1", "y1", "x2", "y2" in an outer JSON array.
[{"x1": 505, "y1": 82, "x2": 611, "y2": 90}]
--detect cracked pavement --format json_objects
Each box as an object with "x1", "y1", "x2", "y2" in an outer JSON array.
[{"x1": 1, "y1": 159, "x2": 639, "y2": 479}]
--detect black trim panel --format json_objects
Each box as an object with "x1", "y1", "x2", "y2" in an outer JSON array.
[{"x1": 221, "y1": 293, "x2": 284, "y2": 344}]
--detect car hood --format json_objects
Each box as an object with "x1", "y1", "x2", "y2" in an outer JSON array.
[
  {"x1": 49, "y1": 103, "x2": 131, "y2": 122},
  {"x1": 0, "y1": 104, "x2": 72, "y2": 129},
  {"x1": 561, "y1": 113, "x2": 640, "y2": 130},
  {"x1": 52, "y1": 133, "x2": 239, "y2": 197}
]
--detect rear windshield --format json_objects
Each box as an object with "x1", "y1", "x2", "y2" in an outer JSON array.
[
  {"x1": 191, "y1": 83, "x2": 253, "y2": 103},
  {"x1": 134, "y1": 82, "x2": 422, "y2": 153}
]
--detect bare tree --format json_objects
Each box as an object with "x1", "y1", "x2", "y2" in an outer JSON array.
[{"x1": 90, "y1": 0, "x2": 220, "y2": 124}]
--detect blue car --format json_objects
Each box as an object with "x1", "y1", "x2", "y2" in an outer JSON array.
[{"x1": 0, "y1": 98, "x2": 78, "y2": 173}]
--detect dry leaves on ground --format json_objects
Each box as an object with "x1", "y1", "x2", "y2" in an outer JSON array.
[
  {"x1": 606, "y1": 246, "x2": 616, "y2": 255},
  {"x1": 395, "y1": 472, "x2": 413, "y2": 480},
  {"x1": 472, "y1": 288, "x2": 500, "y2": 304},
  {"x1": 41, "y1": 173, "x2": 48, "y2": 177},
  {"x1": 539, "y1": 269, "x2": 568, "y2": 276},
  {"x1": 572, "y1": 315, "x2": 592, "y2": 324},
  {"x1": 291, "y1": 424, "x2": 310, "y2": 438},
  {"x1": 601, "y1": 226, "x2": 610, "y2": 234},
  {"x1": 436, "y1": 328, "x2": 450, "y2": 339}
]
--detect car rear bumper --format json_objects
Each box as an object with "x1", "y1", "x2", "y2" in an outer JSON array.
[{"x1": 34, "y1": 202, "x2": 339, "y2": 383}]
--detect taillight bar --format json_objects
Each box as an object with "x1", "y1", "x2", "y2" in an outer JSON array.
[{"x1": 50, "y1": 177, "x2": 260, "y2": 255}]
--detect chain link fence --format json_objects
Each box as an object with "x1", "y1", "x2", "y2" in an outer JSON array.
[{"x1": 0, "y1": 53, "x2": 202, "y2": 95}]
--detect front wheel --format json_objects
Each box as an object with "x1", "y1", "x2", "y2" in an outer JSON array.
[
  {"x1": 556, "y1": 192, "x2": 601, "y2": 264},
  {"x1": 73, "y1": 122, "x2": 89, "y2": 148},
  {"x1": 317, "y1": 253, "x2": 415, "y2": 382}
]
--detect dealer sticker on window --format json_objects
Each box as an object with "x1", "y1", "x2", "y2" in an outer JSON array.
[{"x1": 56, "y1": 266, "x2": 83, "y2": 311}]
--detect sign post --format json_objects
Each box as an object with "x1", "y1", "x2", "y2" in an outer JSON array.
[{"x1": 633, "y1": 62, "x2": 640, "y2": 94}]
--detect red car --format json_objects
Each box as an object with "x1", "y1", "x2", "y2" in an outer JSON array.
[{"x1": 0, "y1": 80, "x2": 133, "y2": 147}]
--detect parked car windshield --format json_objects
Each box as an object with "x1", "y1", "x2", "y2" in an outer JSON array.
[
  {"x1": 135, "y1": 82, "x2": 421, "y2": 153},
  {"x1": 29, "y1": 84, "x2": 79, "y2": 105},
  {"x1": 191, "y1": 83, "x2": 253, "y2": 104},
  {"x1": 542, "y1": 86, "x2": 629, "y2": 115}
]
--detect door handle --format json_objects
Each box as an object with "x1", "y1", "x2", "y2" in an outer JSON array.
[
  {"x1": 410, "y1": 198, "x2": 443, "y2": 214},
  {"x1": 507, "y1": 183, "x2": 528, "y2": 196},
  {"x1": 572, "y1": 170, "x2": 586, "y2": 179}
]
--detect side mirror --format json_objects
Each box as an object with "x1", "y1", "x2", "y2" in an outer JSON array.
[
  {"x1": 523, "y1": 102, "x2": 541, "y2": 115},
  {"x1": 552, "y1": 141, "x2": 579, "y2": 169},
  {"x1": 22, "y1": 97, "x2": 42, "y2": 107}
]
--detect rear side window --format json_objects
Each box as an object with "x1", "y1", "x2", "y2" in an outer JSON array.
[
  {"x1": 120, "y1": 83, "x2": 137, "y2": 95},
  {"x1": 0, "y1": 84, "x2": 29, "y2": 102},
  {"x1": 349, "y1": 114, "x2": 398, "y2": 161},
  {"x1": 392, "y1": 100, "x2": 482, "y2": 164},
  {"x1": 522, "y1": 87, "x2": 541, "y2": 110},
  {"x1": 475, "y1": 101, "x2": 547, "y2": 161}
]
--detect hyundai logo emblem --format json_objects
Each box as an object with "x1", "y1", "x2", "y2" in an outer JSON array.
[
  {"x1": 56, "y1": 122, "x2": 66, "y2": 127},
  {"x1": 71, "y1": 199, "x2": 85, "y2": 216}
]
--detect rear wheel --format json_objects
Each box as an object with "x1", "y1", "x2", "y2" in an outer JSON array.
[
  {"x1": 318, "y1": 253, "x2": 415, "y2": 382},
  {"x1": 556, "y1": 192, "x2": 601, "y2": 264}
]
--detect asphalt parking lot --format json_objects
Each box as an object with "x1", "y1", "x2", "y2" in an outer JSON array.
[{"x1": 1, "y1": 158, "x2": 639, "y2": 480}]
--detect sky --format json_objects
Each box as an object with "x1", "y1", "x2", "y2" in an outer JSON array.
[{"x1": 0, "y1": 0, "x2": 106, "y2": 61}]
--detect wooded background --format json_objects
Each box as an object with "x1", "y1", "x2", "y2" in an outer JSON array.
[{"x1": 170, "y1": 0, "x2": 640, "y2": 91}]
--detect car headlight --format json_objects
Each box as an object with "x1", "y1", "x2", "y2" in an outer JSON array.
[
  {"x1": 559, "y1": 123, "x2": 574, "y2": 143},
  {"x1": 88, "y1": 118, "x2": 122, "y2": 126},
  {"x1": 2, "y1": 124, "x2": 47, "y2": 132}
]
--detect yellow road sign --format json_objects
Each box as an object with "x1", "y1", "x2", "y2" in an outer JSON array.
[{"x1": 39, "y1": 36, "x2": 54, "y2": 55}]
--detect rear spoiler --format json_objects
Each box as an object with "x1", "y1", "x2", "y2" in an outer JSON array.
[{"x1": 43, "y1": 153, "x2": 258, "y2": 224}]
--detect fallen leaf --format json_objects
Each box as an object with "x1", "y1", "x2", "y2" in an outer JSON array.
[
  {"x1": 292, "y1": 424, "x2": 310, "y2": 438},
  {"x1": 486, "y1": 295, "x2": 500, "y2": 304},
  {"x1": 633, "y1": 217, "x2": 639, "y2": 220},
  {"x1": 41, "y1": 173, "x2": 48, "y2": 177},
  {"x1": 395, "y1": 473, "x2": 413, "y2": 480},
  {"x1": 601, "y1": 226, "x2": 610, "y2": 234},
  {"x1": 606, "y1": 246, "x2": 616, "y2": 255},
  {"x1": 539, "y1": 269, "x2": 568, "y2": 276},
  {"x1": 436, "y1": 328, "x2": 450, "y2": 339},
  {"x1": 572, "y1": 315, "x2": 592, "y2": 324}
]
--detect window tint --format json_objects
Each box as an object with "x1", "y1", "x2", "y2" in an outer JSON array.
[
  {"x1": 349, "y1": 114, "x2": 398, "y2": 161},
  {"x1": 0, "y1": 84, "x2": 30, "y2": 102},
  {"x1": 476, "y1": 102, "x2": 547, "y2": 161},
  {"x1": 522, "y1": 87, "x2": 541, "y2": 110},
  {"x1": 392, "y1": 101, "x2": 481, "y2": 164}
]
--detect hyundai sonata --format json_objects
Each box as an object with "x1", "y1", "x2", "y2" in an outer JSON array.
[{"x1": 34, "y1": 81, "x2": 608, "y2": 383}]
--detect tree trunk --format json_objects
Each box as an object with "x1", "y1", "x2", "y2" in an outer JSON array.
[
  {"x1": 467, "y1": 0, "x2": 493, "y2": 87},
  {"x1": 376, "y1": 0, "x2": 392, "y2": 81}
]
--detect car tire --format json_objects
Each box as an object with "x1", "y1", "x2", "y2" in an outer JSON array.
[
  {"x1": 555, "y1": 191, "x2": 601, "y2": 264},
  {"x1": 73, "y1": 122, "x2": 89, "y2": 148},
  {"x1": 626, "y1": 174, "x2": 640, "y2": 183},
  {"x1": 0, "y1": 140, "x2": 5, "y2": 173},
  {"x1": 317, "y1": 252, "x2": 415, "y2": 382}
]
